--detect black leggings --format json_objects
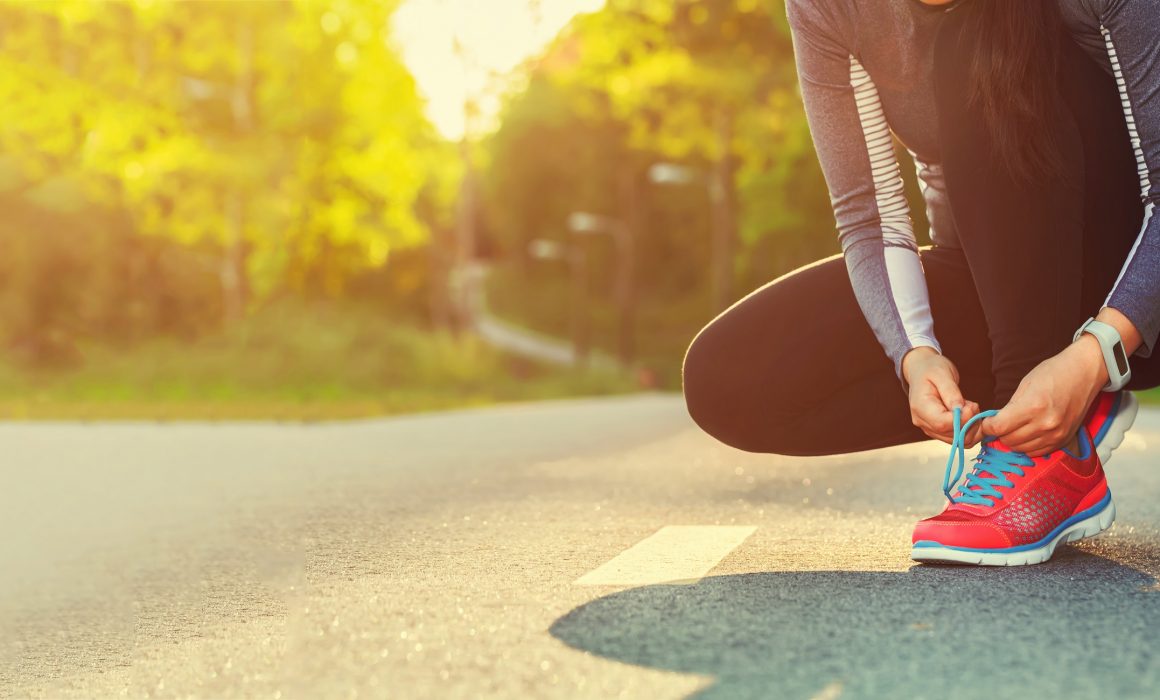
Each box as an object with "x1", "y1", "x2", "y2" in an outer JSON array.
[{"x1": 682, "y1": 17, "x2": 1160, "y2": 457}]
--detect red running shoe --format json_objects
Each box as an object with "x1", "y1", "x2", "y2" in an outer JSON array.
[
  {"x1": 912, "y1": 410, "x2": 1114, "y2": 566},
  {"x1": 1085, "y1": 391, "x2": 1137, "y2": 465}
]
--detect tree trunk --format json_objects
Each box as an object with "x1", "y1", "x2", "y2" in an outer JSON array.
[
  {"x1": 221, "y1": 191, "x2": 248, "y2": 323},
  {"x1": 571, "y1": 244, "x2": 590, "y2": 369},
  {"x1": 222, "y1": 21, "x2": 254, "y2": 323},
  {"x1": 452, "y1": 137, "x2": 478, "y2": 336},
  {"x1": 427, "y1": 229, "x2": 455, "y2": 332},
  {"x1": 710, "y1": 109, "x2": 738, "y2": 313},
  {"x1": 617, "y1": 165, "x2": 639, "y2": 369}
]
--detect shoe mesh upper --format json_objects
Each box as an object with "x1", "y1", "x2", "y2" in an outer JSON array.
[{"x1": 991, "y1": 484, "x2": 1071, "y2": 545}]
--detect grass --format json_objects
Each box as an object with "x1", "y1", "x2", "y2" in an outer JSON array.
[{"x1": 0, "y1": 303, "x2": 640, "y2": 421}]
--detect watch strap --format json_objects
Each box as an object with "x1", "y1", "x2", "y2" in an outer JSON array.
[{"x1": 1073, "y1": 318, "x2": 1131, "y2": 392}]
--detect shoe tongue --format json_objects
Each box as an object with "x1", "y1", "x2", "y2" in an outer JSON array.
[
  {"x1": 955, "y1": 438, "x2": 1027, "y2": 504},
  {"x1": 982, "y1": 436, "x2": 1022, "y2": 455},
  {"x1": 948, "y1": 499, "x2": 992, "y2": 515},
  {"x1": 987, "y1": 438, "x2": 1012, "y2": 453}
]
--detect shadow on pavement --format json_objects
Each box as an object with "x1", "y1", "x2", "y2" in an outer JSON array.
[{"x1": 550, "y1": 547, "x2": 1160, "y2": 699}]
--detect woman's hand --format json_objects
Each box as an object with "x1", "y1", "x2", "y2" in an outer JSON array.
[
  {"x1": 980, "y1": 337, "x2": 1104, "y2": 456},
  {"x1": 903, "y1": 347, "x2": 982, "y2": 445},
  {"x1": 981, "y1": 308, "x2": 1141, "y2": 456}
]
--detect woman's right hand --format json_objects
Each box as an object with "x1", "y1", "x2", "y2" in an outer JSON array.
[{"x1": 902, "y1": 347, "x2": 981, "y2": 446}]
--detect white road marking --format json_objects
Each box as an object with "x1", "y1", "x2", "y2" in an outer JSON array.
[
  {"x1": 810, "y1": 681, "x2": 844, "y2": 700},
  {"x1": 575, "y1": 526, "x2": 757, "y2": 586}
]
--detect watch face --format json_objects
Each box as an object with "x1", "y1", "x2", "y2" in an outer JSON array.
[{"x1": 1114, "y1": 342, "x2": 1129, "y2": 376}]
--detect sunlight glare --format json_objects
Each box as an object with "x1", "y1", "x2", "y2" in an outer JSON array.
[{"x1": 392, "y1": 0, "x2": 605, "y2": 140}]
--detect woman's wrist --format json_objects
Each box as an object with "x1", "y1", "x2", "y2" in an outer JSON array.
[
  {"x1": 1072, "y1": 333, "x2": 1110, "y2": 392},
  {"x1": 1069, "y1": 306, "x2": 1141, "y2": 393},
  {"x1": 1095, "y1": 306, "x2": 1143, "y2": 356},
  {"x1": 901, "y1": 345, "x2": 940, "y2": 386}
]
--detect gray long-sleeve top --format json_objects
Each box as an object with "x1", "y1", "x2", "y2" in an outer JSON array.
[{"x1": 786, "y1": 0, "x2": 1160, "y2": 380}]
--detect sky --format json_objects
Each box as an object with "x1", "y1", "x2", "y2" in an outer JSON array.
[{"x1": 392, "y1": 0, "x2": 605, "y2": 140}]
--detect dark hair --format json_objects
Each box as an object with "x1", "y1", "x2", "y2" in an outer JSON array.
[{"x1": 957, "y1": 0, "x2": 1066, "y2": 182}]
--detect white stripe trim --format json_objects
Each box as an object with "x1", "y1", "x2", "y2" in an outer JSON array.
[
  {"x1": 1102, "y1": 26, "x2": 1150, "y2": 200},
  {"x1": 849, "y1": 58, "x2": 913, "y2": 247},
  {"x1": 1101, "y1": 26, "x2": 1153, "y2": 307},
  {"x1": 849, "y1": 57, "x2": 938, "y2": 353}
]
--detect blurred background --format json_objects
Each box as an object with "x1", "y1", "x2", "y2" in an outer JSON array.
[{"x1": 0, "y1": 0, "x2": 933, "y2": 421}]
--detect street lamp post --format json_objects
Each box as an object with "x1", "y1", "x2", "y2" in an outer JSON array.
[
  {"x1": 528, "y1": 238, "x2": 590, "y2": 368},
  {"x1": 567, "y1": 212, "x2": 634, "y2": 370},
  {"x1": 649, "y1": 144, "x2": 738, "y2": 316}
]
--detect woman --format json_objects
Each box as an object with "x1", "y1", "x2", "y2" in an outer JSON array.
[{"x1": 681, "y1": 0, "x2": 1160, "y2": 565}]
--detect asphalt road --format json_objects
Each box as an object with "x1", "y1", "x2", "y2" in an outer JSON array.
[{"x1": 2, "y1": 393, "x2": 1160, "y2": 699}]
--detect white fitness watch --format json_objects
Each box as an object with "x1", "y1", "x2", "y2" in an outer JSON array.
[{"x1": 1073, "y1": 317, "x2": 1131, "y2": 392}]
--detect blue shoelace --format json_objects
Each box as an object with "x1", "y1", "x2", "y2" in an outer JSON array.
[{"x1": 942, "y1": 407, "x2": 1035, "y2": 506}]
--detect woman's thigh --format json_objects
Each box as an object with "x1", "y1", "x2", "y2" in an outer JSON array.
[
  {"x1": 1062, "y1": 41, "x2": 1160, "y2": 391},
  {"x1": 682, "y1": 246, "x2": 994, "y2": 456},
  {"x1": 934, "y1": 11, "x2": 1160, "y2": 395}
]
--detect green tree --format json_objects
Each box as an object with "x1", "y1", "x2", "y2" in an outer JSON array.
[
  {"x1": 482, "y1": 1, "x2": 835, "y2": 314},
  {"x1": 0, "y1": 0, "x2": 455, "y2": 335}
]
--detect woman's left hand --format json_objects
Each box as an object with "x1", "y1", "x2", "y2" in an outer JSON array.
[{"x1": 979, "y1": 336, "x2": 1107, "y2": 456}]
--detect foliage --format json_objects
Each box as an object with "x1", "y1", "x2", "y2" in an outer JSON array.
[
  {"x1": 0, "y1": 0, "x2": 456, "y2": 360},
  {"x1": 480, "y1": 0, "x2": 844, "y2": 361},
  {"x1": 0, "y1": 187, "x2": 222, "y2": 366}
]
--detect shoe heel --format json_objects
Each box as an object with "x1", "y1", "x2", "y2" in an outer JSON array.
[{"x1": 1097, "y1": 392, "x2": 1138, "y2": 466}]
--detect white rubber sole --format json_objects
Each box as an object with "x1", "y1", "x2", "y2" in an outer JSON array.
[
  {"x1": 911, "y1": 497, "x2": 1116, "y2": 566},
  {"x1": 1096, "y1": 391, "x2": 1138, "y2": 466}
]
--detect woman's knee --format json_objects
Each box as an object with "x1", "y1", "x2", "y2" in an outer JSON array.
[
  {"x1": 683, "y1": 324, "x2": 745, "y2": 445},
  {"x1": 681, "y1": 324, "x2": 725, "y2": 434},
  {"x1": 681, "y1": 323, "x2": 796, "y2": 454}
]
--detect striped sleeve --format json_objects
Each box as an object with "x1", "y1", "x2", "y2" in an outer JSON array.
[
  {"x1": 1097, "y1": 3, "x2": 1160, "y2": 357},
  {"x1": 787, "y1": 1, "x2": 940, "y2": 382}
]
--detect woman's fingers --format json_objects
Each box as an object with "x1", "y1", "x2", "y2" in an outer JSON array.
[
  {"x1": 922, "y1": 428, "x2": 955, "y2": 445},
  {"x1": 912, "y1": 391, "x2": 953, "y2": 440},
  {"x1": 926, "y1": 375, "x2": 972, "y2": 438},
  {"x1": 961, "y1": 401, "x2": 985, "y2": 446},
  {"x1": 926, "y1": 428, "x2": 955, "y2": 445},
  {"x1": 980, "y1": 412, "x2": 1009, "y2": 438},
  {"x1": 996, "y1": 424, "x2": 1070, "y2": 456},
  {"x1": 906, "y1": 353, "x2": 972, "y2": 445},
  {"x1": 911, "y1": 406, "x2": 950, "y2": 443},
  {"x1": 931, "y1": 372, "x2": 966, "y2": 414},
  {"x1": 981, "y1": 391, "x2": 1072, "y2": 454}
]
